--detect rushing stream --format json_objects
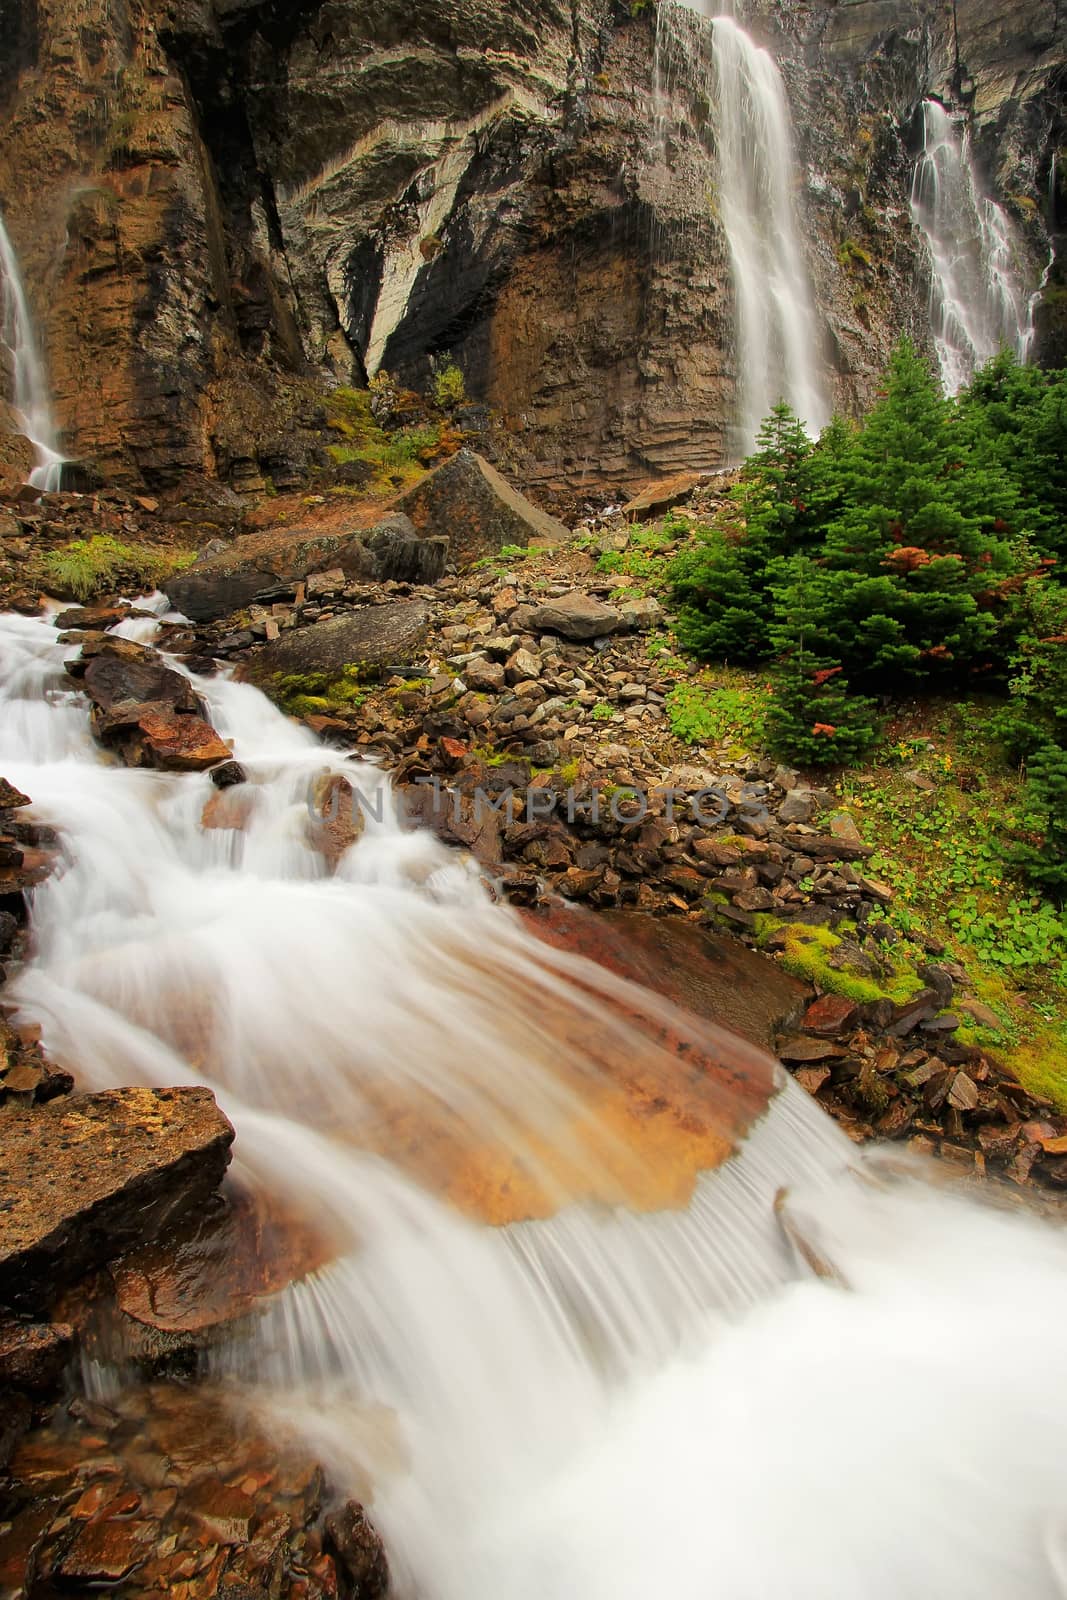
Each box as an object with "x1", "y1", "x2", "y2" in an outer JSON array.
[{"x1": 4, "y1": 605, "x2": 1067, "y2": 1596}]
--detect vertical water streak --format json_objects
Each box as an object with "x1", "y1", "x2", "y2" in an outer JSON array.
[
  {"x1": 911, "y1": 100, "x2": 1039, "y2": 394},
  {"x1": 0, "y1": 214, "x2": 64, "y2": 490},
  {"x1": 655, "y1": 2, "x2": 827, "y2": 456}
]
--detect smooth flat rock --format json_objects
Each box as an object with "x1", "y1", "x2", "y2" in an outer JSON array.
[
  {"x1": 515, "y1": 590, "x2": 622, "y2": 641},
  {"x1": 396, "y1": 450, "x2": 570, "y2": 566},
  {"x1": 0, "y1": 1088, "x2": 235, "y2": 1312},
  {"x1": 524, "y1": 903, "x2": 806, "y2": 1050},
  {"x1": 244, "y1": 602, "x2": 430, "y2": 684}
]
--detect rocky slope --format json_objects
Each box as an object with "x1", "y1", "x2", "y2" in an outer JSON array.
[{"x1": 0, "y1": 0, "x2": 1063, "y2": 504}]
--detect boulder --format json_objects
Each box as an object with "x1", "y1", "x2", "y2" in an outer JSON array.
[
  {"x1": 362, "y1": 512, "x2": 448, "y2": 584},
  {"x1": 244, "y1": 602, "x2": 430, "y2": 685},
  {"x1": 0, "y1": 1087, "x2": 235, "y2": 1312},
  {"x1": 396, "y1": 450, "x2": 570, "y2": 567},
  {"x1": 622, "y1": 469, "x2": 713, "y2": 522},
  {"x1": 92, "y1": 702, "x2": 234, "y2": 773},
  {"x1": 516, "y1": 590, "x2": 621, "y2": 641},
  {"x1": 0, "y1": 1321, "x2": 74, "y2": 1393},
  {"x1": 165, "y1": 513, "x2": 383, "y2": 622},
  {"x1": 72, "y1": 637, "x2": 201, "y2": 715}
]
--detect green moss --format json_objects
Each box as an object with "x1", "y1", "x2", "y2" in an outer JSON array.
[
  {"x1": 767, "y1": 920, "x2": 924, "y2": 1007},
  {"x1": 272, "y1": 664, "x2": 372, "y2": 717}
]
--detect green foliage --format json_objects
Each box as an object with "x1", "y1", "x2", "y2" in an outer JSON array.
[
  {"x1": 38, "y1": 536, "x2": 194, "y2": 602},
  {"x1": 766, "y1": 644, "x2": 879, "y2": 766},
  {"x1": 431, "y1": 358, "x2": 467, "y2": 411},
  {"x1": 325, "y1": 386, "x2": 442, "y2": 492},
  {"x1": 591, "y1": 702, "x2": 615, "y2": 722},
  {"x1": 666, "y1": 680, "x2": 770, "y2": 749},
  {"x1": 769, "y1": 921, "x2": 922, "y2": 1007}
]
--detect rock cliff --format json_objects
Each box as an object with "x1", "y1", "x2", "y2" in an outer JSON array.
[{"x1": 0, "y1": 0, "x2": 1063, "y2": 507}]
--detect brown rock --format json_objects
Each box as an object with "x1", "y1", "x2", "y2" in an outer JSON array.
[
  {"x1": 776, "y1": 1035, "x2": 846, "y2": 1063},
  {"x1": 794, "y1": 1066, "x2": 832, "y2": 1096},
  {"x1": 396, "y1": 450, "x2": 570, "y2": 567},
  {"x1": 523, "y1": 590, "x2": 621, "y2": 642},
  {"x1": 0, "y1": 1087, "x2": 234, "y2": 1312},
  {"x1": 94, "y1": 702, "x2": 233, "y2": 772},
  {"x1": 183, "y1": 1479, "x2": 256, "y2": 1545},
  {"x1": 244, "y1": 603, "x2": 430, "y2": 686},
  {"x1": 803, "y1": 994, "x2": 859, "y2": 1037},
  {"x1": 0, "y1": 1321, "x2": 73, "y2": 1392},
  {"x1": 58, "y1": 1518, "x2": 153, "y2": 1584},
  {"x1": 0, "y1": 778, "x2": 32, "y2": 810},
  {"x1": 74, "y1": 637, "x2": 201, "y2": 713},
  {"x1": 323, "y1": 1502, "x2": 389, "y2": 1599}
]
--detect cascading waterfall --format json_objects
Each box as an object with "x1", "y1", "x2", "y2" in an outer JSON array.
[
  {"x1": 911, "y1": 100, "x2": 1040, "y2": 395},
  {"x1": 0, "y1": 214, "x2": 64, "y2": 491},
  {"x1": 655, "y1": 2, "x2": 827, "y2": 456},
  {"x1": 5, "y1": 604, "x2": 1067, "y2": 1596}
]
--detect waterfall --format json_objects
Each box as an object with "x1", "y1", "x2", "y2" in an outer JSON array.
[
  {"x1": 5, "y1": 602, "x2": 1067, "y2": 1595},
  {"x1": 911, "y1": 100, "x2": 1039, "y2": 395},
  {"x1": 656, "y1": 3, "x2": 827, "y2": 457},
  {"x1": 0, "y1": 214, "x2": 64, "y2": 491}
]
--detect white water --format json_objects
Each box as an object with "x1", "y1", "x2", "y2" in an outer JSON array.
[
  {"x1": 0, "y1": 215, "x2": 63, "y2": 491},
  {"x1": 912, "y1": 101, "x2": 1040, "y2": 395},
  {"x1": 656, "y1": 3, "x2": 827, "y2": 455},
  {"x1": 4, "y1": 607, "x2": 1067, "y2": 1596}
]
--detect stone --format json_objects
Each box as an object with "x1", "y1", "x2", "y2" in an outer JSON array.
[
  {"x1": 463, "y1": 657, "x2": 506, "y2": 693},
  {"x1": 364, "y1": 511, "x2": 448, "y2": 584},
  {"x1": 778, "y1": 789, "x2": 816, "y2": 825},
  {"x1": 505, "y1": 647, "x2": 541, "y2": 684},
  {"x1": 183, "y1": 1479, "x2": 256, "y2": 1544},
  {"x1": 617, "y1": 596, "x2": 664, "y2": 631},
  {"x1": 0, "y1": 1087, "x2": 234, "y2": 1312},
  {"x1": 93, "y1": 703, "x2": 233, "y2": 772},
  {"x1": 777, "y1": 1035, "x2": 846, "y2": 1063},
  {"x1": 522, "y1": 591, "x2": 622, "y2": 641},
  {"x1": 58, "y1": 1518, "x2": 154, "y2": 1584},
  {"x1": 324, "y1": 1502, "x2": 389, "y2": 1599},
  {"x1": 244, "y1": 604, "x2": 430, "y2": 685},
  {"x1": 828, "y1": 812, "x2": 864, "y2": 846},
  {"x1": 74, "y1": 638, "x2": 201, "y2": 715},
  {"x1": 396, "y1": 451, "x2": 570, "y2": 567},
  {"x1": 622, "y1": 470, "x2": 711, "y2": 521},
  {"x1": 166, "y1": 515, "x2": 385, "y2": 623},
  {"x1": 803, "y1": 994, "x2": 860, "y2": 1037},
  {"x1": 0, "y1": 778, "x2": 31, "y2": 810},
  {"x1": 0, "y1": 1321, "x2": 74, "y2": 1392}
]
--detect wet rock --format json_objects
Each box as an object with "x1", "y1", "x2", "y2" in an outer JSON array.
[
  {"x1": 396, "y1": 450, "x2": 570, "y2": 567},
  {"x1": 0, "y1": 1087, "x2": 234, "y2": 1312},
  {"x1": 519, "y1": 590, "x2": 622, "y2": 641},
  {"x1": 53, "y1": 604, "x2": 127, "y2": 631},
  {"x1": 244, "y1": 603, "x2": 431, "y2": 685},
  {"x1": 57, "y1": 1517, "x2": 154, "y2": 1584},
  {"x1": 93, "y1": 702, "x2": 233, "y2": 772},
  {"x1": 0, "y1": 778, "x2": 32, "y2": 810},
  {"x1": 71, "y1": 636, "x2": 201, "y2": 714},
  {"x1": 0, "y1": 1321, "x2": 73, "y2": 1392},
  {"x1": 324, "y1": 1502, "x2": 389, "y2": 1599}
]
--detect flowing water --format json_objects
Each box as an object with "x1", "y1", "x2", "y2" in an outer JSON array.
[
  {"x1": 4, "y1": 605, "x2": 1067, "y2": 1596},
  {"x1": 655, "y1": 3, "x2": 827, "y2": 455},
  {"x1": 0, "y1": 214, "x2": 64, "y2": 491},
  {"x1": 912, "y1": 100, "x2": 1040, "y2": 395}
]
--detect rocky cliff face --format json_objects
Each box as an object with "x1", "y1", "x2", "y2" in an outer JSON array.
[{"x1": 0, "y1": 0, "x2": 1063, "y2": 507}]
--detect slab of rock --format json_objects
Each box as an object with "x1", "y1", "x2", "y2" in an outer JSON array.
[
  {"x1": 0, "y1": 779, "x2": 32, "y2": 810},
  {"x1": 0, "y1": 1088, "x2": 234, "y2": 1312},
  {"x1": 396, "y1": 450, "x2": 570, "y2": 567},
  {"x1": 68, "y1": 636, "x2": 201, "y2": 714},
  {"x1": 92, "y1": 702, "x2": 233, "y2": 773},
  {"x1": 622, "y1": 469, "x2": 713, "y2": 522},
  {"x1": 517, "y1": 590, "x2": 622, "y2": 641},
  {"x1": 244, "y1": 602, "x2": 430, "y2": 685},
  {"x1": 165, "y1": 513, "x2": 383, "y2": 622},
  {"x1": 803, "y1": 993, "x2": 859, "y2": 1037}
]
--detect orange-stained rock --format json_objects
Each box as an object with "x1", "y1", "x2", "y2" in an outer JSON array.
[
  {"x1": 112, "y1": 1187, "x2": 334, "y2": 1336},
  {"x1": 94, "y1": 702, "x2": 232, "y2": 772}
]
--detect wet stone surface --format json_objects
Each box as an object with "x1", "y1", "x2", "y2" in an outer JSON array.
[{"x1": 0, "y1": 1381, "x2": 387, "y2": 1598}]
